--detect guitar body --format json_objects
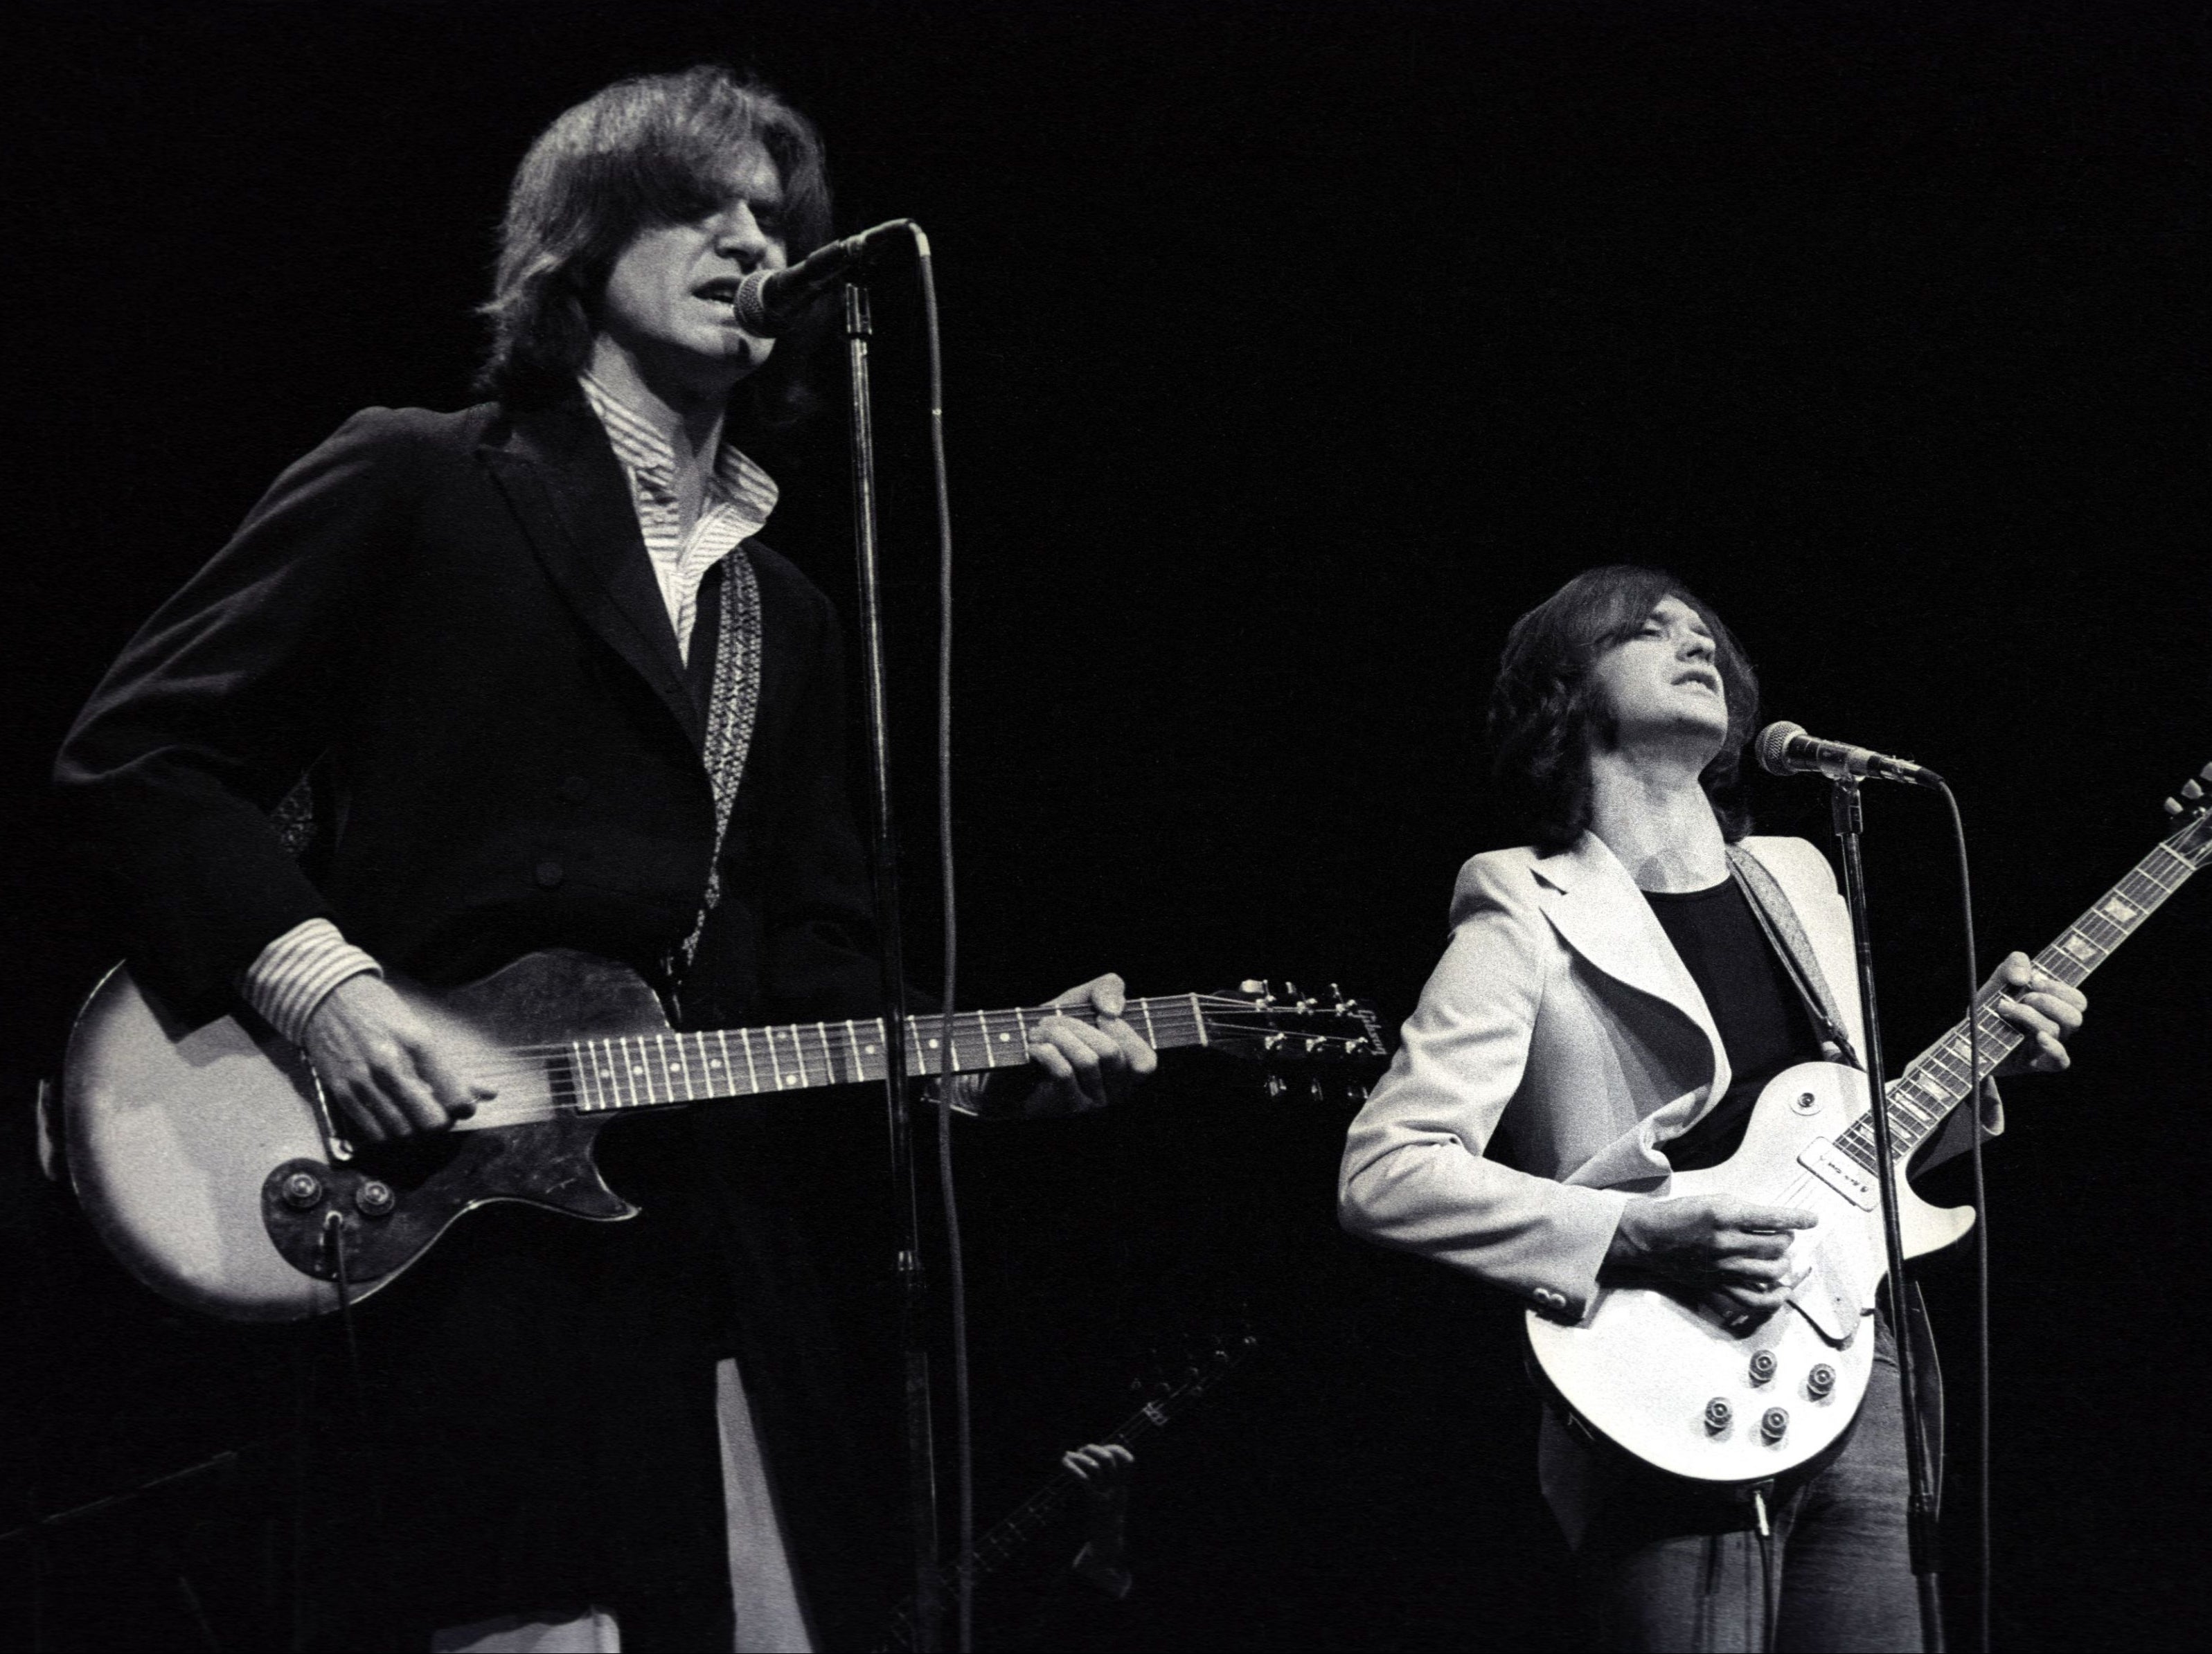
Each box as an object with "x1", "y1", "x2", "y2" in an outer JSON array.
[
  {"x1": 63, "y1": 951, "x2": 661, "y2": 1322},
  {"x1": 1525, "y1": 1060, "x2": 1975, "y2": 1483}
]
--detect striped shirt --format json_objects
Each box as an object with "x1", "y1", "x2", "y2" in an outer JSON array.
[
  {"x1": 242, "y1": 380, "x2": 778, "y2": 1042},
  {"x1": 577, "y1": 368, "x2": 778, "y2": 662}
]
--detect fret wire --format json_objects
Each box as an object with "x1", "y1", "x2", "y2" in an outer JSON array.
[
  {"x1": 714, "y1": 1029, "x2": 737, "y2": 1097},
  {"x1": 589, "y1": 1039, "x2": 612, "y2": 1110},
  {"x1": 812, "y1": 1021, "x2": 832, "y2": 1087},
  {"x1": 737, "y1": 1027, "x2": 760, "y2": 1095}
]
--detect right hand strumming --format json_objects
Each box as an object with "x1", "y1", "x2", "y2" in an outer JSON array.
[
  {"x1": 1607, "y1": 1194, "x2": 1819, "y2": 1325},
  {"x1": 301, "y1": 974, "x2": 495, "y2": 1143}
]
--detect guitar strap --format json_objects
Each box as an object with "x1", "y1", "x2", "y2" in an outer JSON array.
[
  {"x1": 668, "y1": 547, "x2": 765, "y2": 981},
  {"x1": 1724, "y1": 843, "x2": 1862, "y2": 1070}
]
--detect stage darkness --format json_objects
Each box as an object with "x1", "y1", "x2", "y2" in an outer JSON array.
[{"x1": 4, "y1": 3, "x2": 2206, "y2": 1649}]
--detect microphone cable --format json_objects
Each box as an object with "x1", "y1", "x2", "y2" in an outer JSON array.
[
  {"x1": 1936, "y1": 778, "x2": 1992, "y2": 1654},
  {"x1": 909, "y1": 224, "x2": 979, "y2": 1654}
]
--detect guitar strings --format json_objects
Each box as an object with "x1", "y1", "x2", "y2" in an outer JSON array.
[{"x1": 476, "y1": 992, "x2": 1323, "y2": 1059}]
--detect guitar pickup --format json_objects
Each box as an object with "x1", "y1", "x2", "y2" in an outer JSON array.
[{"x1": 1796, "y1": 1138, "x2": 1879, "y2": 1212}]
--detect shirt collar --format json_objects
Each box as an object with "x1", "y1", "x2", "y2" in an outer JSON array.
[{"x1": 577, "y1": 370, "x2": 778, "y2": 522}]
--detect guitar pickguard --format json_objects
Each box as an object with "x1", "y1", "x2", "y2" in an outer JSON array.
[{"x1": 260, "y1": 1117, "x2": 636, "y2": 1290}]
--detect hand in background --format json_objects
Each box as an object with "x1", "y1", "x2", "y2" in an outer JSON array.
[{"x1": 1063, "y1": 1441, "x2": 1136, "y2": 1596}]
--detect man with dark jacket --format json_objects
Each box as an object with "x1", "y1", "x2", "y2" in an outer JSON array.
[{"x1": 58, "y1": 66, "x2": 1150, "y2": 1653}]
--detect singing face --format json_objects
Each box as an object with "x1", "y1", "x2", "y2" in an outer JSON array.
[
  {"x1": 1588, "y1": 594, "x2": 1731, "y2": 763},
  {"x1": 595, "y1": 147, "x2": 791, "y2": 393}
]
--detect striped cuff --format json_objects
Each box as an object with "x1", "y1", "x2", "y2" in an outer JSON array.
[{"x1": 242, "y1": 917, "x2": 383, "y2": 1044}]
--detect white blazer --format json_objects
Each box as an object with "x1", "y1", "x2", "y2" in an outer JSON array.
[{"x1": 1338, "y1": 831, "x2": 1990, "y2": 1323}]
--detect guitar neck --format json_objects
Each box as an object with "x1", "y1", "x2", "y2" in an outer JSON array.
[
  {"x1": 559, "y1": 996, "x2": 1218, "y2": 1113},
  {"x1": 877, "y1": 1356, "x2": 1245, "y2": 1651},
  {"x1": 1841, "y1": 835, "x2": 2202, "y2": 1164}
]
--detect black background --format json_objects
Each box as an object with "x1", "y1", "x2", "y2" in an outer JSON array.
[{"x1": 4, "y1": 1, "x2": 2207, "y2": 1648}]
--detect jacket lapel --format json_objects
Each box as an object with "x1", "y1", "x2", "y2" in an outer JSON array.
[
  {"x1": 1531, "y1": 832, "x2": 1732, "y2": 1113},
  {"x1": 479, "y1": 397, "x2": 705, "y2": 751}
]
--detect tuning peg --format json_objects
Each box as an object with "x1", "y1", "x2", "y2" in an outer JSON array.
[
  {"x1": 2200, "y1": 761, "x2": 2212, "y2": 782},
  {"x1": 1264, "y1": 1074, "x2": 1287, "y2": 1099},
  {"x1": 1328, "y1": 982, "x2": 1348, "y2": 1012},
  {"x1": 2166, "y1": 798, "x2": 2184, "y2": 816},
  {"x1": 1238, "y1": 978, "x2": 1264, "y2": 996},
  {"x1": 2184, "y1": 780, "x2": 2205, "y2": 802}
]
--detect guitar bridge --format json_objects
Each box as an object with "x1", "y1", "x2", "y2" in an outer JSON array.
[{"x1": 1796, "y1": 1138, "x2": 1878, "y2": 1211}]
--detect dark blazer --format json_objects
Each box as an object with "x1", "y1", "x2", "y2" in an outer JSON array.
[
  {"x1": 58, "y1": 393, "x2": 880, "y2": 1030},
  {"x1": 57, "y1": 395, "x2": 896, "y2": 1645}
]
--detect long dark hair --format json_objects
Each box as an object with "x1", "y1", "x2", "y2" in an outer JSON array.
[
  {"x1": 478, "y1": 65, "x2": 834, "y2": 423},
  {"x1": 1486, "y1": 565, "x2": 1760, "y2": 853}
]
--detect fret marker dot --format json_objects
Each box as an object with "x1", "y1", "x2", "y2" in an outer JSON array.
[{"x1": 998, "y1": 1033, "x2": 1010, "y2": 1043}]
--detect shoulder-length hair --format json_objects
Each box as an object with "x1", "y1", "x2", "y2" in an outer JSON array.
[
  {"x1": 1486, "y1": 564, "x2": 1760, "y2": 854},
  {"x1": 478, "y1": 65, "x2": 834, "y2": 422}
]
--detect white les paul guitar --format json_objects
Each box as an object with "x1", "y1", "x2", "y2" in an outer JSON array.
[{"x1": 1526, "y1": 765, "x2": 2212, "y2": 1483}]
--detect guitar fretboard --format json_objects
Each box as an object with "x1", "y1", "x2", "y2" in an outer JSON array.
[
  {"x1": 554, "y1": 997, "x2": 1218, "y2": 1113},
  {"x1": 877, "y1": 1345, "x2": 1253, "y2": 1651},
  {"x1": 1828, "y1": 836, "x2": 2202, "y2": 1172}
]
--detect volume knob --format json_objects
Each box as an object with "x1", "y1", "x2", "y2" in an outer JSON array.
[
  {"x1": 1808, "y1": 1364, "x2": 1837, "y2": 1401},
  {"x1": 1761, "y1": 1408, "x2": 1790, "y2": 1444},
  {"x1": 1704, "y1": 1398, "x2": 1733, "y2": 1434},
  {"x1": 279, "y1": 1170, "x2": 324, "y2": 1210},
  {"x1": 1748, "y1": 1350, "x2": 1778, "y2": 1385}
]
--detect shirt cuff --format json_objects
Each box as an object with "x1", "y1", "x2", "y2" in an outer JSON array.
[{"x1": 242, "y1": 917, "x2": 383, "y2": 1044}]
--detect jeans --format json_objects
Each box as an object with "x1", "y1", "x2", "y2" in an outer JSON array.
[{"x1": 1546, "y1": 1320, "x2": 1925, "y2": 1653}]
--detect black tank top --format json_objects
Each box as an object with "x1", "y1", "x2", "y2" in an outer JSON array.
[{"x1": 1645, "y1": 877, "x2": 1826, "y2": 1171}]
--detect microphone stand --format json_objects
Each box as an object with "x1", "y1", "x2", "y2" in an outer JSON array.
[
  {"x1": 1830, "y1": 775, "x2": 1946, "y2": 1651},
  {"x1": 844, "y1": 278, "x2": 944, "y2": 1651}
]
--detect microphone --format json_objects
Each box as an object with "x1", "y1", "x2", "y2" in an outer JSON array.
[
  {"x1": 733, "y1": 219, "x2": 917, "y2": 336},
  {"x1": 1755, "y1": 721, "x2": 1945, "y2": 789}
]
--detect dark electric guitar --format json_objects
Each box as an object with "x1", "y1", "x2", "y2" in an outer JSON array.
[
  {"x1": 1526, "y1": 765, "x2": 2212, "y2": 1482},
  {"x1": 62, "y1": 950, "x2": 1384, "y2": 1322},
  {"x1": 877, "y1": 1330, "x2": 1260, "y2": 1651}
]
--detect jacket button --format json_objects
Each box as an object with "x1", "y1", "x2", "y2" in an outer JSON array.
[
  {"x1": 535, "y1": 859, "x2": 564, "y2": 888},
  {"x1": 558, "y1": 775, "x2": 589, "y2": 802}
]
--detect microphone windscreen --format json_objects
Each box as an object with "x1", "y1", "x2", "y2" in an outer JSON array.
[{"x1": 1754, "y1": 721, "x2": 1806, "y2": 776}]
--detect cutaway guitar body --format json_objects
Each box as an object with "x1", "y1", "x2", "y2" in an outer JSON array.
[
  {"x1": 65, "y1": 951, "x2": 663, "y2": 1322},
  {"x1": 1525, "y1": 1060, "x2": 1969, "y2": 1483}
]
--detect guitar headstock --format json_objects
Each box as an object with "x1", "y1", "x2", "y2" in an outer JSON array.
[
  {"x1": 1130, "y1": 1325, "x2": 1263, "y2": 1410},
  {"x1": 1200, "y1": 980, "x2": 1389, "y2": 1075},
  {"x1": 2161, "y1": 760, "x2": 2212, "y2": 869}
]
